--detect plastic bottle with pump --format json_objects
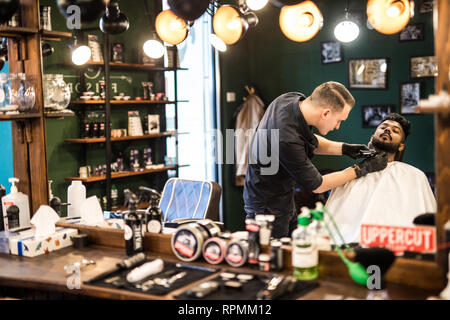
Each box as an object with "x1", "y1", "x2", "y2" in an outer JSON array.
[
  {"x1": 67, "y1": 181, "x2": 86, "y2": 218},
  {"x1": 1, "y1": 178, "x2": 30, "y2": 230},
  {"x1": 291, "y1": 207, "x2": 318, "y2": 280},
  {"x1": 310, "y1": 202, "x2": 331, "y2": 251}
]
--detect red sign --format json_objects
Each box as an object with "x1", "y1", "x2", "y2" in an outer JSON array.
[{"x1": 360, "y1": 224, "x2": 436, "y2": 255}]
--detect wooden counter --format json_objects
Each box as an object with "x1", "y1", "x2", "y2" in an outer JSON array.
[{"x1": 0, "y1": 244, "x2": 440, "y2": 300}]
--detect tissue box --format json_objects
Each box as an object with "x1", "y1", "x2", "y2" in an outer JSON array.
[
  {"x1": 9, "y1": 227, "x2": 78, "y2": 257},
  {"x1": 60, "y1": 217, "x2": 124, "y2": 230},
  {"x1": 0, "y1": 227, "x2": 35, "y2": 254}
]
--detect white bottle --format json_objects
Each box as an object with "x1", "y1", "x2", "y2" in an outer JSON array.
[
  {"x1": 67, "y1": 181, "x2": 86, "y2": 217},
  {"x1": 1, "y1": 177, "x2": 30, "y2": 230}
]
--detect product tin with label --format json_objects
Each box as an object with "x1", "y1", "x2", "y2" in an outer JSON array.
[
  {"x1": 225, "y1": 240, "x2": 249, "y2": 267},
  {"x1": 202, "y1": 237, "x2": 227, "y2": 264},
  {"x1": 171, "y1": 223, "x2": 210, "y2": 262}
]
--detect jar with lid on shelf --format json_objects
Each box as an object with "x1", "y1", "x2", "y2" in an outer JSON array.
[
  {"x1": 43, "y1": 74, "x2": 70, "y2": 111},
  {"x1": 0, "y1": 73, "x2": 17, "y2": 113},
  {"x1": 9, "y1": 73, "x2": 36, "y2": 113}
]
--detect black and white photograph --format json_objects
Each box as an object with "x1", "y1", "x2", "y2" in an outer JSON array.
[
  {"x1": 362, "y1": 104, "x2": 393, "y2": 128},
  {"x1": 320, "y1": 41, "x2": 342, "y2": 64},
  {"x1": 349, "y1": 58, "x2": 388, "y2": 89},
  {"x1": 419, "y1": 0, "x2": 434, "y2": 14},
  {"x1": 400, "y1": 82, "x2": 421, "y2": 114},
  {"x1": 410, "y1": 55, "x2": 437, "y2": 78},
  {"x1": 399, "y1": 23, "x2": 424, "y2": 41}
]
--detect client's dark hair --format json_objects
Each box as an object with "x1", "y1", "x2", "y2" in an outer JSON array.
[{"x1": 383, "y1": 113, "x2": 411, "y2": 142}]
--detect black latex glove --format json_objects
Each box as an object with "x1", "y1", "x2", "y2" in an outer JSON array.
[
  {"x1": 342, "y1": 143, "x2": 371, "y2": 159},
  {"x1": 353, "y1": 152, "x2": 388, "y2": 178}
]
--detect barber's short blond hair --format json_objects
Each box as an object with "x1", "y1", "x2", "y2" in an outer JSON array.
[{"x1": 310, "y1": 81, "x2": 355, "y2": 111}]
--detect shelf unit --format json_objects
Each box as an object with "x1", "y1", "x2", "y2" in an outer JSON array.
[
  {"x1": 40, "y1": 29, "x2": 72, "y2": 41},
  {"x1": 58, "y1": 32, "x2": 186, "y2": 210},
  {"x1": 0, "y1": 26, "x2": 38, "y2": 38},
  {"x1": 65, "y1": 166, "x2": 180, "y2": 183},
  {"x1": 64, "y1": 132, "x2": 175, "y2": 144},
  {"x1": 0, "y1": 113, "x2": 41, "y2": 121},
  {"x1": 70, "y1": 99, "x2": 187, "y2": 105}
]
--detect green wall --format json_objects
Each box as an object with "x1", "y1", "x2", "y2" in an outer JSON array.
[
  {"x1": 219, "y1": 0, "x2": 435, "y2": 231},
  {"x1": 42, "y1": 0, "x2": 170, "y2": 214}
]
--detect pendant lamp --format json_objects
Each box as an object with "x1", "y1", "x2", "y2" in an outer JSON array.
[
  {"x1": 168, "y1": 0, "x2": 211, "y2": 21},
  {"x1": 99, "y1": 1, "x2": 129, "y2": 35},
  {"x1": 246, "y1": 0, "x2": 269, "y2": 11},
  {"x1": 279, "y1": 1, "x2": 323, "y2": 42},
  {"x1": 155, "y1": 9, "x2": 188, "y2": 46},
  {"x1": 367, "y1": 0, "x2": 411, "y2": 34},
  {"x1": 213, "y1": 5, "x2": 258, "y2": 45},
  {"x1": 334, "y1": 1, "x2": 360, "y2": 43}
]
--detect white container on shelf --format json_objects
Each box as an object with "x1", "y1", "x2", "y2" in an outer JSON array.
[{"x1": 67, "y1": 181, "x2": 86, "y2": 218}]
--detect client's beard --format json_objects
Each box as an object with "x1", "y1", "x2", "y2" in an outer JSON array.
[{"x1": 370, "y1": 137, "x2": 401, "y2": 154}]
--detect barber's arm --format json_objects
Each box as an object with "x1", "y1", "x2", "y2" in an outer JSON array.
[
  {"x1": 312, "y1": 152, "x2": 388, "y2": 194},
  {"x1": 314, "y1": 134, "x2": 370, "y2": 159}
]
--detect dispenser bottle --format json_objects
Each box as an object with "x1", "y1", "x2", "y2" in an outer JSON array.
[
  {"x1": 1, "y1": 178, "x2": 30, "y2": 230},
  {"x1": 124, "y1": 194, "x2": 144, "y2": 256},
  {"x1": 67, "y1": 180, "x2": 86, "y2": 217},
  {"x1": 145, "y1": 195, "x2": 162, "y2": 233},
  {"x1": 292, "y1": 208, "x2": 318, "y2": 280}
]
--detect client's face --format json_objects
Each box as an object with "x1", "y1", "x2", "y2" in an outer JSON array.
[{"x1": 371, "y1": 120, "x2": 405, "y2": 154}]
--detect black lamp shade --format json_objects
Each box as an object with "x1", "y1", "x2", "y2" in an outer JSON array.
[
  {"x1": 0, "y1": 0, "x2": 19, "y2": 24},
  {"x1": 56, "y1": 0, "x2": 105, "y2": 25},
  {"x1": 99, "y1": 3, "x2": 129, "y2": 34},
  {"x1": 278, "y1": 0, "x2": 303, "y2": 5},
  {"x1": 168, "y1": 0, "x2": 211, "y2": 21}
]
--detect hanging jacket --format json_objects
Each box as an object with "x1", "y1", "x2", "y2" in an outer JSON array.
[{"x1": 234, "y1": 91, "x2": 265, "y2": 186}]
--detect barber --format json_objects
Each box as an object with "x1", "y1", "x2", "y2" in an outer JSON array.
[{"x1": 243, "y1": 82, "x2": 388, "y2": 238}]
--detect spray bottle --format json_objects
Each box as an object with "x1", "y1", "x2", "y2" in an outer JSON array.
[
  {"x1": 291, "y1": 207, "x2": 318, "y2": 280},
  {"x1": 310, "y1": 202, "x2": 331, "y2": 251},
  {"x1": 124, "y1": 192, "x2": 144, "y2": 256},
  {"x1": 1, "y1": 178, "x2": 30, "y2": 230}
]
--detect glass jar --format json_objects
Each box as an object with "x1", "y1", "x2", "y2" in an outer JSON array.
[
  {"x1": 44, "y1": 74, "x2": 70, "y2": 111},
  {"x1": 9, "y1": 73, "x2": 36, "y2": 112}
]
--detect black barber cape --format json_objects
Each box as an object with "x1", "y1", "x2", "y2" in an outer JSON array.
[{"x1": 243, "y1": 92, "x2": 323, "y2": 217}]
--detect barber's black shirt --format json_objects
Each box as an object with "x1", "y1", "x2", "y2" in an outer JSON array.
[{"x1": 243, "y1": 92, "x2": 323, "y2": 217}]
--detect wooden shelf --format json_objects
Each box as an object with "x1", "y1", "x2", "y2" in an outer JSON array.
[
  {"x1": 0, "y1": 26, "x2": 38, "y2": 38},
  {"x1": 70, "y1": 100, "x2": 185, "y2": 105},
  {"x1": 0, "y1": 113, "x2": 41, "y2": 121},
  {"x1": 65, "y1": 166, "x2": 179, "y2": 183},
  {"x1": 65, "y1": 132, "x2": 175, "y2": 143},
  {"x1": 45, "y1": 111, "x2": 76, "y2": 119},
  {"x1": 415, "y1": 105, "x2": 450, "y2": 114},
  {"x1": 81, "y1": 61, "x2": 188, "y2": 72},
  {"x1": 41, "y1": 29, "x2": 72, "y2": 41}
]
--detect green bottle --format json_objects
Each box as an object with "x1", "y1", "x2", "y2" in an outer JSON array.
[{"x1": 292, "y1": 207, "x2": 318, "y2": 280}]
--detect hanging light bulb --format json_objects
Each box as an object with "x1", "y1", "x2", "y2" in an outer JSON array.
[
  {"x1": 155, "y1": 9, "x2": 188, "y2": 46},
  {"x1": 99, "y1": 0, "x2": 129, "y2": 35},
  {"x1": 367, "y1": 0, "x2": 410, "y2": 35},
  {"x1": 213, "y1": 5, "x2": 258, "y2": 45},
  {"x1": 279, "y1": 1, "x2": 323, "y2": 42},
  {"x1": 71, "y1": 45, "x2": 91, "y2": 65},
  {"x1": 209, "y1": 34, "x2": 227, "y2": 52},
  {"x1": 69, "y1": 36, "x2": 91, "y2": 65},
  {"x1": 334, "y1": 1, "x2": 360, "y2": 43},
  {"x1": 246, "y1": 0, "x2": 269, "y2": 11},
  {"x1": 143, "y1": 34, "x2": 165, "y2": 59}
]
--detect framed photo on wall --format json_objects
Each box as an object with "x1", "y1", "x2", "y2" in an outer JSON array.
[
  {"x1": 400, "y1": 81, "x2": 421, "y2": 114},
  {"x1": 320, "y1": 41, "x2": 342, "y2": 64},
  {"x1": 399, "y1": 23, "x2": 424, "y2": 41},
  {"x1": 419, "y1": 0, "x2": 434, "y2": 14},
  {"x1": 349, "y1": 58, "x2": 388, "y2": 89},
  {"x1": 362, "y1": 104, "x2": 394, "y2": 128},
  {"x1": 410, "y1": 56, "x2": 437, "y2": 78}
]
